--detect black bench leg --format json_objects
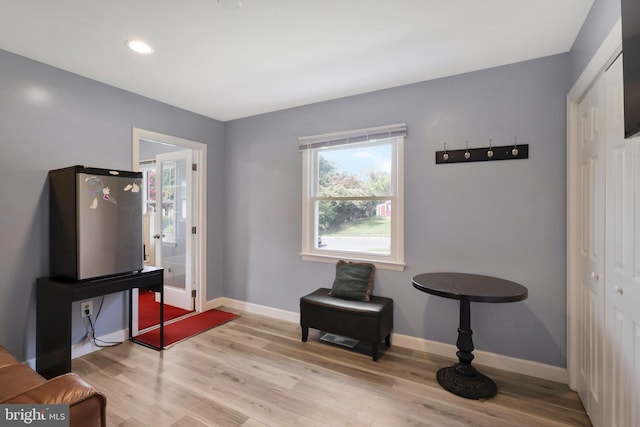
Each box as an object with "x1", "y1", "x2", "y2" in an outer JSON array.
[
  {"x1": 385, "y1": 333, "x2": 391, "y2": 347},
  {"x1": 301, "y1": 325, "x2": 309, "y2": 342},
  {"x1": 372, "y1": 343, "x2": 379, "y2": 362}
]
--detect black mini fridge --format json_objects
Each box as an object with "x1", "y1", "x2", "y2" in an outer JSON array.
[{"x1": 49, "y1": 165, "x2": 144, "y2": 280}]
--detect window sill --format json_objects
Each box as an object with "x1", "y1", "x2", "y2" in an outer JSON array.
[{"x1": 300, "y1": 252, "x2": 405, "y2": 272}]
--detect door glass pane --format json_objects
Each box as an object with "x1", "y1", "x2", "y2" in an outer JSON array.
[
  {"x1": 161, "y1": 161, "x2": 176, "y2": 244},
  {"x1": 161, "y1": 158, "x2": 187, "y2": 290}
]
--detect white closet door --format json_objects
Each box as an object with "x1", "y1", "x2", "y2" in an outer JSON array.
[
  {"x1": 576, "y1": 67, "x2": 606, "y2": 427},
  {"x1": 604, "y1": 55, "x2": 640, "y2": 427}
]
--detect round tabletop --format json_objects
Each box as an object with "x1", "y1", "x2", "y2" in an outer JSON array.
[{"x1": 412, "y1": 272, "x2": 528, "y2": 303}]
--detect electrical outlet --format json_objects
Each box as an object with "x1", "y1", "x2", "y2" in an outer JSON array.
[{"x1": 81, "y1": 301, "x2": 93, "y2": 317}]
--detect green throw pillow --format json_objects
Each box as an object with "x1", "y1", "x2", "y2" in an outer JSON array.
[{"x1": 330, "y1": 260, "x2": 375, "y2": 301}]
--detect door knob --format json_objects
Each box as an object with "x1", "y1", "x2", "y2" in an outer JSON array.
[
  {"x1": 153, "y1": 234, "x2": 161, "y2": 239},
  {"x1": 591, "y1": 272, "x2": 599, "y2": 280},
  {"x1": 615, "y1": 286, "x2": 624, "y2": 295}
]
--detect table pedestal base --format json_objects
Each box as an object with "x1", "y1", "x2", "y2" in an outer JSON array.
[
  {"x1": 412, "y1": 273, "x2": 528, "y2": 401},
  {"x1": 436, "y1": 366, "x2": 497, "y2": 400}
]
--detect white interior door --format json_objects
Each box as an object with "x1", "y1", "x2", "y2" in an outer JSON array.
[
  {"x1": 155, "y1": 150, "x2": 194, "y2": 311},
  {"x1": 604, "y1": 55, "x2": 640, "y2": 427},
  {"x1": 576, "y1": 68, "x2": 605, "y2": 426}
]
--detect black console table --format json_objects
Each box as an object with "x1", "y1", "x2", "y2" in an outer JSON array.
[
  {"x1": 412, "y1": 272, "x2": 528, "y2": 400},
  {"x1": 36, "y1": 266, "x2": 164, "y2": 379}
]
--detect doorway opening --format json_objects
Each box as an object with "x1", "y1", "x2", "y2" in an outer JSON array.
[{"x1": 131, "y1": 128, "x2": 207, "y2": 335}]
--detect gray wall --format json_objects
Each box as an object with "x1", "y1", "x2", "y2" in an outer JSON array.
[
  {"x1": 224, "y1": 54, "x2": 569, "y2": 367},
  {"x1": 0, "y1": 49, "x2": 225, "y2": 361}
]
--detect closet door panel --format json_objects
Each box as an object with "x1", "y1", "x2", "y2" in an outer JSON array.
[
  {"x1": 604, "y1": 55, "x2": 640, "y2": 427},
  {"x1": 577, "y1": 70, "x2": 606, "y2": 426}
]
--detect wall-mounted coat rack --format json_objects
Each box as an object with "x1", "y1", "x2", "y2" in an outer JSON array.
[{"x1": 435, "y1": 139, "x2": 528, "y2": 164}]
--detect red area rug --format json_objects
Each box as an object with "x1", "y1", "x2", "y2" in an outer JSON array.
[
  {"x1": 138, "y1": 290, "x2": 193, "y2": 330},
  {"x1": 134, "y1": 308, "x2": 239, "y2": 348}
]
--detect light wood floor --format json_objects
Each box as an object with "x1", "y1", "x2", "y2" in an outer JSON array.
[{"x1": 73, "y1": 308, "x2": 591, "y2": 427}]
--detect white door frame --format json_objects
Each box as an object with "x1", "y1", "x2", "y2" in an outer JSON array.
[
  {"x1": 566, "y1": 19, "x2": 622, "y2": 391},
  {"x1": 132, "y1": 128, "x2": 207, "y2": 315}
]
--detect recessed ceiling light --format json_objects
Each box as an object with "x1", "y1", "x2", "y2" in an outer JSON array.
[{"x1": 126, "y1": 40, "x2": 154, "y2": 55}]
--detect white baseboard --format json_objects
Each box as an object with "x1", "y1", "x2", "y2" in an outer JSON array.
[
  {"x1": 23, "y1": 327, "x2": 130, "y2": 370},
  {"x1": 210, "y1": 297, "x2": 299, "y2": 323},
  {"x1": 215, "y1": 297, "x2": 568, "y2": 384},
  {"x1": 58, "y1": 297, "x2": 568, "y2": 385},
  {"x1": 391, "y1": 333, "x2": 568, "y2": 384},
  {"x1": 71, "y1": 329, "x2": 129, "y2": 360}
]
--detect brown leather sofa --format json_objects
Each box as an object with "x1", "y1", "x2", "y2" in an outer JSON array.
[{"x1": 0, "y1": 345, "x2": 106, "y2": 427}]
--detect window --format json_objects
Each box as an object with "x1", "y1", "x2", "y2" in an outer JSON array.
[
  {"x1": 161, "y1": 160, "x2": 177, "y2": 245},
  {"x1": 300, "y1": 124, "x2": 405, "y2": 271}
]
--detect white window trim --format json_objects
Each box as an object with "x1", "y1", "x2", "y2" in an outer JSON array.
[{"x1": 300, "y1": 126, "x2": 405, "y2": 271}]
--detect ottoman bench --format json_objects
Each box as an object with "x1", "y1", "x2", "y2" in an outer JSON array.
[{"x1": 300, "y1": 287, "x2": 393, "y2": 361}]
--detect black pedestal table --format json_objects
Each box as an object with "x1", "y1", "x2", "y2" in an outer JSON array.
[{"x1": 412, "y1": 272, "x2": 528, "y2": 400}]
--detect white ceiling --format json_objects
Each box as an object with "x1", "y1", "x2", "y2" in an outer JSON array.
[{"x1": 0, "y1": 0, "x2": 593, "y2": 122}]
